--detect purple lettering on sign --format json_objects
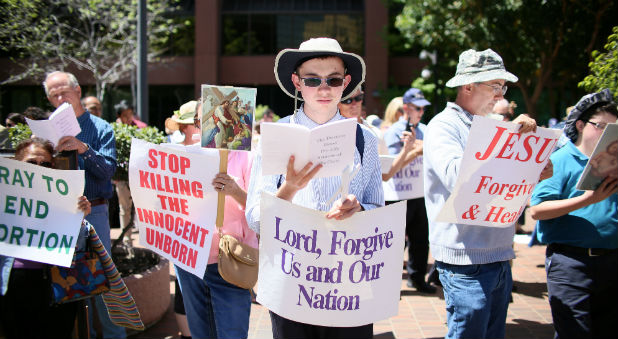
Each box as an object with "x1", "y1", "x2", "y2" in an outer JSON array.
[{"x1": 297, "y1": 284, "x2": 360, "y2": 310}]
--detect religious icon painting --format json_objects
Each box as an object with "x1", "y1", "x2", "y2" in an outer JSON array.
[{"x1": 200, "y1": 84, "x2": 256, "y2": 151}]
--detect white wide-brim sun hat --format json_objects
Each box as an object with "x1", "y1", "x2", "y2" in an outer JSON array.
[
  {"x1": 165, "y1": 100, "x2": 197, "y2": 132},
  {"x1": 274, "y1": 37, "x2": 366, "y2": 101}
]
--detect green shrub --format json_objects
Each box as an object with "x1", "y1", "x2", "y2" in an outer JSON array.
[
  {"x1": 111, "y1": 122, "x2": 166, "y2": 181},
  {"x1": 8, "y1": 124, "x2": 32, "y2": 149}
]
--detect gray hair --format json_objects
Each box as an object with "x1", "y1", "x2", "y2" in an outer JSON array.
[{"x1": 43, "y1": 71, "x2": 80, "y2": 97}]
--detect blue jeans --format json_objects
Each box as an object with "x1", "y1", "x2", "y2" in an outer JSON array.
[
  {"x1": 176, "y1": 263, "x2": 251, "y2": 339},
  {"x1": 85, "y1": 204, "x2": 112, "y2": 252},
  {"x1": 545, "y1": 245, "x2": 618, "y2": 339},
  {"x1": 85, "y1": 203, "x2": 126, "y2": 339},
  {"x1": 436, "y1": 260, "x2": 512, "y2": 339}
]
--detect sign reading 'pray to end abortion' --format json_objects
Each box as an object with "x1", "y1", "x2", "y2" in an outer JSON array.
[
  {"x1": 437, "y1": 116, "x2": 562, "y2": 227},
  {"x1": 257, "y1": 193, "x2": 407, "y2": 327},
  {"x1": 0, "y1": 158, "x2": 84, "y2": 267}
]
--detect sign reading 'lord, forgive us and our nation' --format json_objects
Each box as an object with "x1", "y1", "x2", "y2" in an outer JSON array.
[
  {"x1": 257, "y1": 193, "x2": 407, "y2": 327},
  {"x1": 129, "y1": 138, "x2": 219, "y2": 278},
  {"x1": 0, "y1": 157, "x2": 84, "y2": 267},
  {"x1": 381, "y1": 155, "x2": 424, "y2": 201},
  {"x1": 437, "y1": 116, "x2": 562, "y2": 227}
]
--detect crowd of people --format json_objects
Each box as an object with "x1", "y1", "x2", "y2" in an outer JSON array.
[{"x1": 0, "y1": 36, "x2": 616, "y2": 339}]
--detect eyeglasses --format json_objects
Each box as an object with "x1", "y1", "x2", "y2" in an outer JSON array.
[
  {"x1": 26, "y1": 160, "x2": 53, "y2": 168},
  {"x1": 299, "y1": 77, "x2": 345, "y2": 88},
  {"x1": 477, "y1": 83, "x2": 508, "y2": 96},
  {"x1": 341, "y1": 94, "x2": 364, "y2": 105},
  {"x1": 584, "y1": 120, "x2": 608, "y2": 130}
]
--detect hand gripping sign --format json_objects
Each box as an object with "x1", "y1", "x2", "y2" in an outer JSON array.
[
  {"x1": 436, "y1": 116, "x2": 562, "y2": 227},
  {"x1": 257, "y1": 193, "x2": 407, "y2": 327},
  {"x1": 129, "y1": 138, "x2": 219, "y2": 278}
]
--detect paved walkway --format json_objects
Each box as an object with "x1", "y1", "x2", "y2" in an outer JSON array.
[{"x1": 127, "y1": 222, "x2": 555, "y2": 339}]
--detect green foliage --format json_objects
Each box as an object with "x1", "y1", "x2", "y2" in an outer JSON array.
[
  {"x1": 579, "y1": 26, "x2": 618, "y2": 100},
  {"x1": 0, "y1": 0, "x2": 190, "y2": 102},
  {"x1": 8, "y1": 124, "x2": 32, "y2": 149},
  {"x1": 391, "y1": 0, "x2": 616, "y2": 117},
  {"x1": 111, "y1": 122, "x2": 165, "y2": 181},
  {"x1": 254, "y1": 104, "x2": 280, "y2": 122}
]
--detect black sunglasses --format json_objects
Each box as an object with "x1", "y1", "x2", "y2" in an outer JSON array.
[
  {"x1": 341, "y1": 94, "x2": 364, "y2": 105},
  {"x1": 299, "y1": 77, "x2": 345, "y2": 88},
  {"x1": 26, "y1": 160, "x2": 53, "y2": 168}
]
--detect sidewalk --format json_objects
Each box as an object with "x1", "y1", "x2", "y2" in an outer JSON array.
[{"x1": 126, "y1": 221, "x2": 554, "y2": 339}]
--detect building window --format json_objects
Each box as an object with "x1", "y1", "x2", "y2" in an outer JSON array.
[{"x1": 221, "y1": 1, "x2": 364, "y2": 55}]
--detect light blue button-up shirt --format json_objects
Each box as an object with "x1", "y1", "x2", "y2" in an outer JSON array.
[{"x1": 245, "y1": 106, "x2": 385, "y2": 234}]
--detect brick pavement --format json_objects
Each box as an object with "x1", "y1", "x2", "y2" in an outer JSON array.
[{"x1": 127, "y1": 222, "x2": 555, "y2": 339}]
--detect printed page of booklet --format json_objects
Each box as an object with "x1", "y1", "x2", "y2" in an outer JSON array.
[
  {"x1": 260, "y1": 118, "x2": 357, "y2": 178},
  {"x1": 576, "y1": 123, "x2": 618, "y2": 191},
  {"x1": 25, "y1": 102, "x2": 81, "y2": 146}
]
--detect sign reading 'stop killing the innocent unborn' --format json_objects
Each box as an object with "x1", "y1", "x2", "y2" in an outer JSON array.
[
  {"x1": 436, "y1": 116, "x2": 562, "y2": 227},
  {"x1": 129, "y1": 138, "x2": 219, "y2": 279},
  {"x1": 0, "y1": 157, "x2": 84, "y2": 267},
  {"x1": 257, "y1": 193, "x2": 407, "y2": 327}
]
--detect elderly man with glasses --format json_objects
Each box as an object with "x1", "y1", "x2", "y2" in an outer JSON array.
[{"x1": 423, "y1": 49, "x2": 540, "y2": 339}]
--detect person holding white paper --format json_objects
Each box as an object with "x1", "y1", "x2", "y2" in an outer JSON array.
[
  {"x1": 383, "y1": 87, "x2": 434, "y2": 293},
  {"x1": 245, "y1": 37, "x2": 383, "y2": 339},
  {"x1": 0, "y1": 138, "x2": 91, "y2": 339},
  {"x1": 530, "y1": 89, "x2": 618, "y2": 339},
  {"x1": 423, "y1": 49, "x2": 541, "y2": 339},
  {"x1": 43, "y1": 71, "x2": 123, "y2": 339}
]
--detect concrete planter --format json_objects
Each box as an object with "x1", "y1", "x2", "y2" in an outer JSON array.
[{"x1": 122, "y1": 248, "x2": 170, "y2": 329}]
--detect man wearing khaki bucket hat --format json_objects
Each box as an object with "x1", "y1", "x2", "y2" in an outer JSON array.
[
  {"x1": 246, "y1": 37, "x2": 384, "y2": 339},
  {"x1": 423, "y1": 49, "x2": 545, "y2": 339}
]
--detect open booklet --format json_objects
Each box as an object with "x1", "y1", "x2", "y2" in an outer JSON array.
[
  {"x1": 25, "y1": 102, "x2": 81, "y2": 146},
  {"x1": 576, "y1": 123, "x2": 618, "y2": 190},
  {"x1": 260, "y1": 118, "x2": 357, "y2": 178}
]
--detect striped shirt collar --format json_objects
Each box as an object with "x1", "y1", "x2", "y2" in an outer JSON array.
[{"x1": 292, "y1": 105, "x2": 344, "y2": 127}]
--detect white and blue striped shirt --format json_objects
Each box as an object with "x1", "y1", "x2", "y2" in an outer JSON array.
[{"x1": 245, "y1": 106, "x2": 385, "y2": 234}]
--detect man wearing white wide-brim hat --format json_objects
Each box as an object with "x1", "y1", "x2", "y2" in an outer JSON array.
[
  {"x1": 246, "y1": 37, "x2": 384, "y2": 339},
  {"x1": 423, "y1": 49, "x2": 542, "y2": 339}
]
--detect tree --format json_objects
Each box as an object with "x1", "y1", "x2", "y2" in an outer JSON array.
[
  {"x1": 579, "y1": 26, "x2": 618, "y2": 100},
  {"x1": 0, "y1": 0, "x2": 189, "y2": 102},
  {"x1": 392, "y1": 0, "x2": 616, "y2": 118}
]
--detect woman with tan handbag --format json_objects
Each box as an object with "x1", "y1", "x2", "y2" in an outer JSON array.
[{"x1": 174, "y1": 99, "x2": 258, "y2": 339}]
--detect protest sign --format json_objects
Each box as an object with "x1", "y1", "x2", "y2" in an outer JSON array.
[
  {"x1": 260, "y1": 118, "x2": 357, "y2": 178},
  {"x1": 257, "y1": 193, "x2": 407, "y2": 327},
  {"x1": 0, "y1": 157, "x2": 84, "y2": 267},
  {"x1": 129, "y1": 138, "x2": 219, "y2": 278},
  {"x1": 436, "y1": 116, "x2": 562, "y2": 227},
  {"x1": 200, "y1": 85, "x2": 256, "y2": 151},
  {"x1": 381, "y1": 155, "x2": 424, "y2": 201}
]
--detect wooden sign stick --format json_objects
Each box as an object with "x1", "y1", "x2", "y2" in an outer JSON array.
[{"x1": 215, "y1": 149, "x2": 229, "y2": 228}]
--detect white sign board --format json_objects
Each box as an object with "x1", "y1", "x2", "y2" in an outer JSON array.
[
  {"x1": 129, "y1": 138, "x2": 219, "y2": 278},
  {"x1": 0, "y1": 158, "x2": 84, "y2": 267},
  {"x1": 257, "y1": 193, "x2": 407, "y2": 327},
  {"x1": 382, "y1": 155, "x2": 424, "y2": 201},
  {"x1": 436, "y1": 116, "x2": 562, "y2": 227}
]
